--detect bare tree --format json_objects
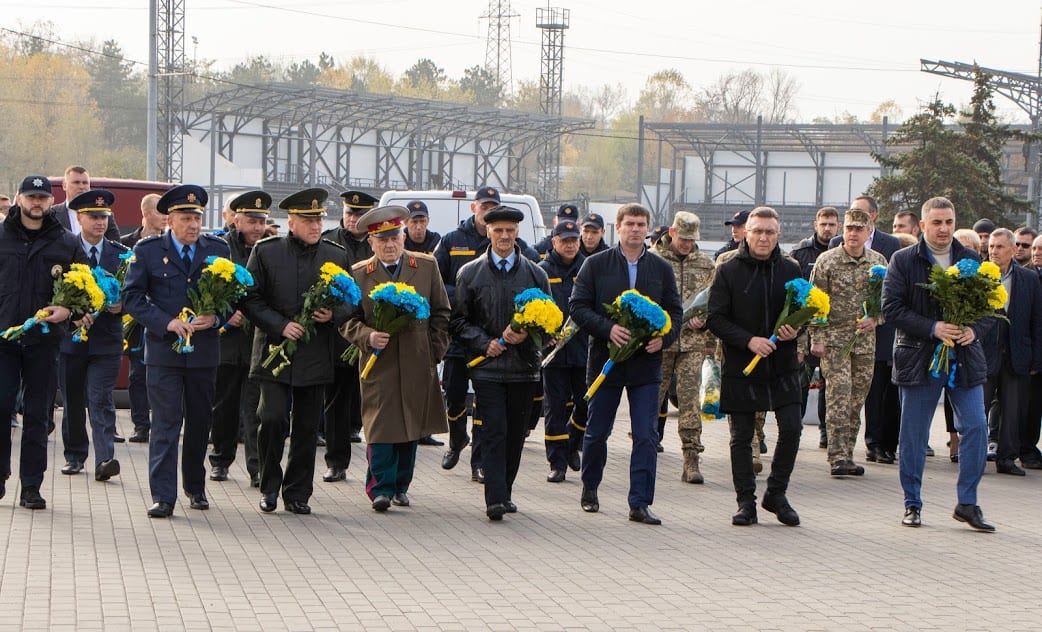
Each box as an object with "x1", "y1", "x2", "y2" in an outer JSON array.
[{"x1": 697, "y1": 68, "x2": 799, "y2": 124}]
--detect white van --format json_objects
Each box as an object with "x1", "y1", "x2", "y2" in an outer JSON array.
[{"x1": 377, "y1": 189, "x2": 546, "y2": 245}]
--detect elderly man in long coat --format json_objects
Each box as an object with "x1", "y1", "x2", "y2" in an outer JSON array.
[{"x1": 342, "y1": 205, "x2": 451, "y2": 512}]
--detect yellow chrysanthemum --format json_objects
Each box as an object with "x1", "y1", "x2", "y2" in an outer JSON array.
[
  {"x1": 320, "y1": 261, "x2": 348, "y2": 284},
  {"x1": 978, "y1": 261, "x2": 1000, "y2": 280},
  {"x1": 945, "y1": 265, "x2": 960, "y2": 277},
  {"x1": 988, "y1": 285, "x2": 1008, "y2": 309},
  {"x1": 656, "y1": 310, "x2": 672, "y2": 337},
  {"x1": 516, "y1": 298, "x2": 563, "y2": 334},
  {"x1": 806, "y1": 287, "x2": 831, "y2": 319},
  {"x1": 205, "y1": 257, "x2": 236, "y2": 281}
]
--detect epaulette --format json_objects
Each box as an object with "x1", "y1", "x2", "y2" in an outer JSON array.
[
  {"x1": 253, "y1": 235, "x2": 280, "y2": 247},
  {"x1": 136, "y1": 234, "x2": 163, "y2": 246},
  {"x1": 105, "y1": 238, "x2": 130, "y2": 253},
  {"x1": 200, "y1": 232, "x2": 227, "y2": 243},
  {"x1": 321, "y1": 238, "x2": 346, "y2": 250},
  {"x1": 410, "y1": 252, "x2": 436, "y2": 264},
  {"x1": 211, "y1": 229, "x2": 228, "y2": 237}
]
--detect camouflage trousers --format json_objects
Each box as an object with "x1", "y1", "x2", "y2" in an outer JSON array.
[
  {"x1": 821, "y1": 348, "x2": 874, "y2": 464},
  {"x1": 658, "y1": 347, "x2": 709, "y2": 453}
]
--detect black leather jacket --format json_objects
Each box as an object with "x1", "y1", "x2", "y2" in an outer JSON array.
[{"x1": 538, "y1": 249, "x2": 587, "y2": 368}]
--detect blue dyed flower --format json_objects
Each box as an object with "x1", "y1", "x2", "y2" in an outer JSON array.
[
  {"x1": 233, "y1": 264, "x2": 254, "y2": 287},
  {"x1": 955, "y1": 258, "x2": 980, "y2": 279},
  {"x1": 329, "y1": 273, "x2": 362, "y2": 305},
  {"x1": 515, "y1": 288, "x2": 552, "y2": 309},
  {"x1": 91, "y1": 268, "x2": 122, "y2": 306},
  {"x1": 869, "y1": 265, "x2": 887, "y2": 280},
  {"x1": 119, "y1": 250, "x2": 134, "y2": 261},
  {"x1": 785, "y1": 278, "x2": 813, "y2": 305}
]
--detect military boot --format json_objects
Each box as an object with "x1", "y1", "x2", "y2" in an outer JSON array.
[{"x1": 681, "y1": 450, "x2": 704, "y2": 484}]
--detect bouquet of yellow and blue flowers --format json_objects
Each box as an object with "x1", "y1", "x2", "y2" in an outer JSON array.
[
  {"x1": 743, "y1": 278, "x2": 830, "y2": 376},
  {"x1": 467, "y1": 288, "x2": 563, "y2": 368},
  {"x1": 172, "y1": 255, "x2": 254, "y2": 354},
  {"x1": 699, "y1": 356, "x2": 725, "y2": 422},
  {"x1": 918, "y1": 258, "x2": 1006, "y2": 385},
  {"x1": 2, "y1": 263, "x2": 106, "y2": 341},
  {"x1": 345, "y1": 282, "x2": 431, "y2": 380},
  {"x1": 584, "y1": 289, "x2": 672, "y2": 401},
  {"x1": 71, "y1": 266, "x2": 123, "y2": 343},
  {"x1": 263, "y1": 262, "x2": 361, "y2": 377},
  {"x1": 839, "y1": 264, "x2": 887, "y2": 358}
]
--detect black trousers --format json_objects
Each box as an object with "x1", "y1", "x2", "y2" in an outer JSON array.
[
  {"x1": 729, "y1": 403, "x2": 802, "y2": 505},
  {"x1": 127, "y1": 345, "x2": 150, "y2": 431},
  {"x1": 473, "y1": 379, "x2": 537, "y2": 507},
  {"x1": 257, "y1": 382, "x2": 323, "y2": 502},
  {"x1": 323, "y1": 364, "x2": 360, "y2": 469},
  {"x1": 986, "y1": 348, "x2": 1030, "y2": 463},
  {"x1": 1023, "y1": 373, "x2": 1042, "y2": 462},
  {"x1": 543, "y1": 366, "x2": 587, "y2": 470},
  {"x1": 210, "y1": 364, "x2": 260, "y2": 475},
  {"x1": 444, "y1": 356, "x2": 482, "y2": 466},
  {"x1": 864, "y1": 360, "x2": 901, "y2": 452},
  {"x1": 0, "y1": 343, "x2": 58, "y2": 487}
]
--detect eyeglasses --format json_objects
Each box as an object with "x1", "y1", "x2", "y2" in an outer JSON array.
[{"x1": 1017, "y1": 242, "x2": 1033, "y2": 248}]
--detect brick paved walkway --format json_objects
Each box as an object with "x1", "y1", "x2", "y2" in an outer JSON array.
[{"x1": 1, "y1": 402, "x2": 1038, "y2": 630}]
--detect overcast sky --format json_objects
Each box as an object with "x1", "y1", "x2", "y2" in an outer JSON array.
[{"x1": 3, "y1": 0, "x2": 1039, "y2": 123}]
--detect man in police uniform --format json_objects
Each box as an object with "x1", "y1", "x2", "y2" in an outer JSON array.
[
  {"x1": 208, "y1": 190, "x2": 269, "y2": 487},
  {"x1": 534, "y1": 203, "x2": 580, "y2": 258},
  {"x1": 58, "y1": 190, "x2": 129, "y2": 482},
  {"x1": 123, "y1": 184, "x2": 231, "y2": 518},
  {"x1": 579, "y1": 212, "x2": 609, "y2": 257},
  {"x1": 241, "y1": 189, "x2": 353, "y2": 515},
  {"x1": 319, "y1": 190, "x2": 377, "y2": 479}
]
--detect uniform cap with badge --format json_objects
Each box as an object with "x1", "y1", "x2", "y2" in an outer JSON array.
[
  {"x1": 18, "y1": 175, "x2": 52, "y2": 197},
  {"x1": 157, "y1": 184, "x2": 207, "y2": 215},
  {"x1": 556, "y1": 203, "x2": 579, "y2": 221},
  {"x1": 280, "y1": 188, "x2": 329, "y2": 216},
  {"x1": 580, "y1": 213, "x2": 604, "y2": 230},
  {"x1": 406, "y1": 200, "x2": 429, "y2": 218},
  {"x1": 475, "y1": 185, "x2": 501, "y2": 205},
  {"x1": 229, "y1": 190, "x2": 272, "y2": 219},
  {"x1": 69, "y1": 189, "x2": 115, "y2": 216},
  {"x1": 339, "y1": 190, "x2": 379, "y2": 214},
  {"x1": 552, "y1": 220, "x2": 580, "y2": 239},
  {"x1": 671, "y1": 211, "x2": 701, "y2": 240},
  {"x1": 844, "y1": 208, "x2": 871, "y2": 228},
  {"x1": 358, "y1": 205, "x2": 410, "y2": 237}
]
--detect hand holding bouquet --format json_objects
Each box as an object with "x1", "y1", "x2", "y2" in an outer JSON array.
[
  {"x1": 71, "y1": 266, "x2": 123, "y2": 343},
  {"x1": 467, "y1": 288, "x2": 563, "y2": 368},
  {"x1": 3, "y1": 263, "x2": 105, "y2": 342},
  {"x1": 839, "y1": 264, "x2": 886, "y2": 357},
  {"x1": 584, "y1": 289, "x2": 672, "y2": 401},
  {"x1": 263, "y1": 262, "x2": 361, "y2": 377},
  {"x1": 173, "y1": 255, "x2": 254, "y2": 354},
  {"x1": 743, "y1": 278, "x2": 830, "y2": 376},
  {"x1": 349, "y1": 282, "x2": 431, "y2": 380}
]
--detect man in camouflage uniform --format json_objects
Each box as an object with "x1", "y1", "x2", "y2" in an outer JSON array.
[
  {"x1": 809, "y1": 208, "x2": 887, "y2": 476},
  {"x1": 654, "y1": 211, "x2": 715, "y2": 483}
]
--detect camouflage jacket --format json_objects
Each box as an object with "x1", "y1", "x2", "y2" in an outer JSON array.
[
  {"x1": 808, "y1": 245, "x2": 887, "y2": 353},
  {"x1": 654, "y1": 235, "x2": 715, "y2": 353}
]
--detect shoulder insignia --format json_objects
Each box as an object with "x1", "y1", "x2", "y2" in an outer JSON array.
[
  {"x1": 254, "y1": 235, "x2": 280, "y2": 247},
  {"x1": 366, "y1": 261, "x2": 376, "y2": 275},
  {"x1": 137, "y1": 234, "x2": 162, "y2": 245},
  {"x1": 408, "y1": 256, "x2": 417, "y2": 268},
  {"x1": 321, "y1": 238, "x2": 346, "y2": 250}
]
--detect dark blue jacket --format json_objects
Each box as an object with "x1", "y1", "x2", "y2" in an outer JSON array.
[
  {"x1": 123, "y1": 232, "x2": 231, "y2": 369},
  {"x1": 570, "y1": 244, "x2": 682, "y2": 389},
  {"x1": 995, "y1": 263, "x2": 1042, "y2": 375},
  {"x1": 218, "y1": 228, "x2": 254, "y2": 367},
  {"x1": 538, "y1": 249, "x2": 587, "y2": 368},
  {"x1": 882, "y1": 238, "x2": 989, "y2": 387},
  {"x1": 404, "y1": 229, "x2": 441, "y2": 255},
  {"x1": 60, "y1": 238, "x2": 129, "y2": 356},
  {"x1": 0, "y1": 207, "x2": 87, "y2": 348}
]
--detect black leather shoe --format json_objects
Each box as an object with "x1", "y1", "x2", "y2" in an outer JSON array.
[
  {"x1": 547, "y1": 468, "x2": 566, "y2": 483},
  {"x1": 147, "y1": 501, "x2": 174, "y2": 518},
  {"x1": 471, "y1": 467, "x2": 484, "y2": 483},
  {"x1": 0, "y1": 480, "x2": 5, "y2": 499},
  {"x1": 259, "y1": 494, "x2": 278, "y2": 513},
  {"x1": 759, "y1": 438, "x2": 768, "y2": 454},
  {"x1": 996, "y1": 460, "x2": 1026, "y2": 476},
  {"x1": 1021, "y1": 459, "x2": 1042, "y2": 470},
  {"x1": 655, "y1": 442, "x2": 664, "y2": 453},
  {"x1": 188, "y1": 493, "x2": 209, "y2": 510},
  {"x1": 322, "y1": 467, "x2": 346, "y2": 482},
  {"x1": 732, "y1": 503, "x2": 757, "y2": 526},
  {"x1": 818, "y1": 436, "x2": 828, "y2": 449},
  {"x1": 95, "y1": 459, "x2": 120, "y2": 481},
  {"x1": 209, "y1": 465, "x2": 229, "y2": 481},
  {"x1": 417, "y1": 435, "x2": 444, "y2": 446},
  {"x1": 628, "y1": 506, "x2": 662, "y2": 525},
  {"x1": 830, "y1": 461, "x2": 851, "y2": 476},
  {"x1": 503, "y1": 500, "x2": 517, "y2": 513},
  {"x1": 316, "y1": 434, "x2": 327, "y2": 447},
  {"x1": 486, "y1": 503, "x2": 506, "y2": 521},
  {"x1": 580, "y1": 487, "x2": 599, "y2": 513},
  {"x1": 128, "y1": 428, "x2": 149, "y2": 443},
  {"x1": 285, "y1": 500, "x2": 311, "y2": 515},
  {"x1": 61, "y1": 460, "x2": 84, "y2": 475},
  {"x1": 847, "y1": 461, "x2": 865, "y2": 476},
  {"x1": 762, "y1": 492, "x2": 800, "y2": 526},
  {"x1": 878, "y1": 451, "x2": 896, "y2": 465},
  {"x1": 925, "y1": 445, "x2": 935, "y2": 457},
  {"x1": 392, "y1": 492, "x2": 410, "y2": 507},
  {"x1": 901, "y1": 507, "x2": 921, "y2": 527},
  {"x1": 953, "y1": 503, "x2": 995, "y2": 532},
  {"x1": 250, "y1": 473, "x2": 261, "y2": 488},
  {"x1": 372, "y1": 495, "x2": 391, "y2": 512},
  {"x1": 441, "y1": 449, "x2": 461, "y2": 470},
  {"x1": 113, "y1": 432, "x2": 126, "y2": 443},
  {"x1": 19, "y1": 487, "x2": 46, "y2": 510},
  {"x1": 349, "y1": 432, "x2": 362, "y2": 443},
  {"x1": 567, "y1": 451, "x2": 581, "y2": 472},
  {"x1": 865, "y1": 446, "x2": 880, "y2": 462}
]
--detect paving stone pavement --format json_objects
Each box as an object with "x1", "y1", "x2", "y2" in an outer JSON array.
[{"x1": 1, "y1": 402, "x2": 1039, "y2": 631}]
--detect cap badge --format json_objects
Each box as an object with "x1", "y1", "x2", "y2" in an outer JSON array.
[
  {"x1": 187, "y1": 193, "x2": 197, "y2": 203},
  {"x1": 311, "y1": 199, "x2": 320, "y2": 210},
  {"x1": 255, "y1": 198, "x2": 263, "y2": 208},
  {"x1": 96, "y1": 197, "x2": 106, "y2": 206},
  {"x1": 33, "y1": 178, "x2": 43, "y2": 187},
  {"x1": 352, "y1": 194, "x2": 359, "y2": 204}
]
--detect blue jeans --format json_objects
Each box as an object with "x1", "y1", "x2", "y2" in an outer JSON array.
[
  {"x1": 898, "y1": 377, "x2": 987, "y2": 509},
  {"x1": 581, "y1": 381, "x2": 659, "y2": 509}
]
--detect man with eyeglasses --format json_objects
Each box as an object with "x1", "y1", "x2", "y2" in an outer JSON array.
[{"x1": 1013, "y1": 227, "x2": 1037, "y2": 266}]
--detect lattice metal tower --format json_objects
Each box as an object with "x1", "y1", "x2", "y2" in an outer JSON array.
[
  {"x1": 482, "y1": 0, "x2": 517, "y2": 98},
  {"x1": 152, "y1": 0, "x2": 186, "y2": 182},
  {"x1": 921, "y1": 12, "x2": 1042, "y2": 220},
  {"x1": 535, "y1": 5, "x2": 569, "y2": 201}
]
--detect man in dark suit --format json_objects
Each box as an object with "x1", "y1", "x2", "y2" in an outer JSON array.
[
  {"x1": 58, "y1": 190, "x2": 129, "y2": 482},
  {"x1": 123, "y1": 184, "x2": 231, "y2": 518},
  {"x1": 51, "y1": 166, "x2": 121, "y2": 242}
]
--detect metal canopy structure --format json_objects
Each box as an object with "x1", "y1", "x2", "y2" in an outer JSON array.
[{"x1": 181, "y1": 82, "x2": 593, "y2": 198}]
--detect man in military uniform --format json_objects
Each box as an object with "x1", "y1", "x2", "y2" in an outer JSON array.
[
  {"x1": 241, "y1": 189, "x2": 353, "y2": 515},
  {"x1": 318, "y1": 190, "x2": 377, "y2": 480},
  {"x1": 208, "y1": 190, "x2": 269, "y2": 487},
  {"x1": 654, "y1": 211, "x2": 716, "y2": 484},
  {"x1": 341, "y1": 205, "x2": 451, "y2": 511},
  {"x1": 123, "y1": 184, "x2": 230, "y2": 518},
  {"x1": 534, "y1": 203, "x2": 580, "y2": 258},
  {"x1": 0, "y1": 175, "x2": 87, "y2": 509},
  {"x1": 579, "y1": 212, "x2": 609, "y2": 257},
  {"x1": 538, "y1": 220, "x2": 587, "y2": 482},
  {"x1": 58, "y1": 190, "x2": 129, "y2": 483},
  {"x1": 809, "y1": 209, "x2": 887, "y2": 477}
]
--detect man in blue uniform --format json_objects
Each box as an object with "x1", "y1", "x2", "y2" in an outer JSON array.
[{"x1": 123, "y1": 184, "x2": 230, "y2": 518}]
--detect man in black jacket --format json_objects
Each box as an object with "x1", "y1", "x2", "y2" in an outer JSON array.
[
  {"x1": 241, "y1": 189, "x2": 353, "y2": 515},
  {"x1": 707, "y1": 206, "x2": 804, "y2": 527},
  {"x1": 0, "y1": 175, "x2": 86, "y2": 508},
  {"x1": 571, "y1": 203, "x2": 682, "y2": 526},
  {"x1": 449, "y1": 205, "x2": 550, "y2": 521}
]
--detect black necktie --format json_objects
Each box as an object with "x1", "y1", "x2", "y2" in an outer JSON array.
[
  {"x1": 89, "y1": 246, "x2": 98, "y2": 268},
  {"x1": 386, "y1": 264, "x2": 398, "y2": 277},
  {"x1": 181, "y1": 244, "x2": 192, "y2": 269},
  {"x1": 498, "y1": 259, "x2": 509, "y2": 276}
]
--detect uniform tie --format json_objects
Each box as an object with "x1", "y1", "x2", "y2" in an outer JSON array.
[
  {"x1": 386, "y1": 264, "x2": 398, "y2": 277},
  {"x1": 89, "y1": 246, "x2": 99, "y2": 269},
  {"x1": 498, "y1": 259, "x2": 509, "y2": 276},
  {"x1": 181, "y1": 244, "x2": 192, "y2": 269}
]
